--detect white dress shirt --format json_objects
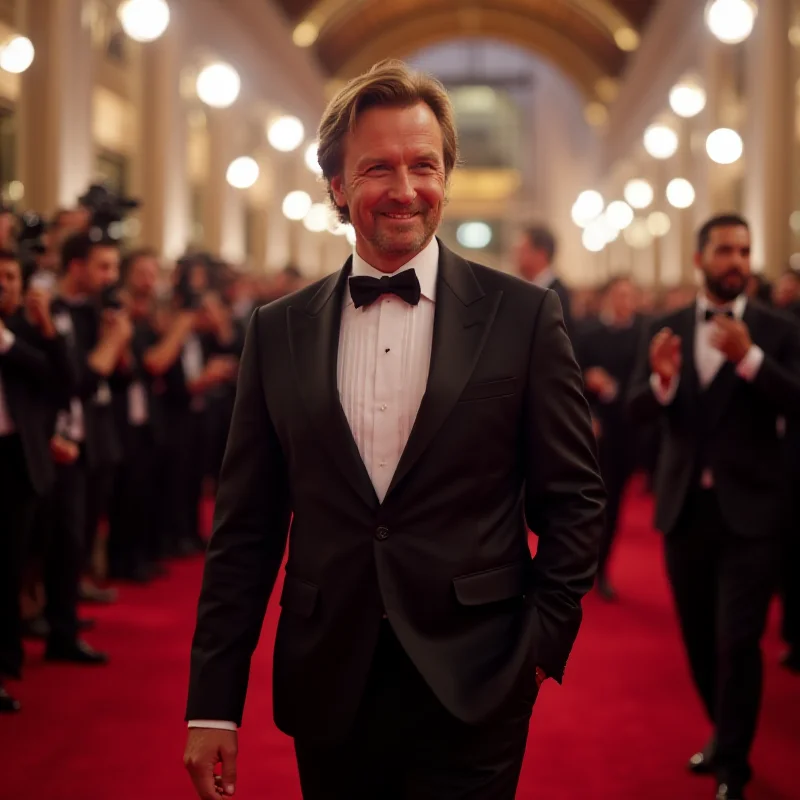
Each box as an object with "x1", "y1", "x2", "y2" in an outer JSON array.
[
  {"x1": 188, "y1": 237, "x2": 440, "y2": 732},
  {"x1": 650, "y1": 294, "x2": 764, "y2": 488},
  {"x1": 0, "y1": 327, "x2": 17, "y2": 435}
]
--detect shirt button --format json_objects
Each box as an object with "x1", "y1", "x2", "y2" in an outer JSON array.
[
  {"x1": 380, "y1": 404, "x2": 387, "y2": 411},
  {"x1": 375, "y1": 526, "x2": 389, "y2": 541},
  {"x1": 379, "y1": 460, "x2": 387, "y2": 467}
]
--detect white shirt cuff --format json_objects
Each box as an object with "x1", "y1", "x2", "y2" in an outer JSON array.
[
  {"x1": 650, "y1": 372, "x2": 679, "y2": 405},
  {"x1": 187, "y1": 720, "x2": 238, "y2": 731},
  {"x1": 0, "y1": 328, "x2": 15, "y2": 354},
  {"x1": 735, "y1": 345, "x2": 764, "y2": 382}
]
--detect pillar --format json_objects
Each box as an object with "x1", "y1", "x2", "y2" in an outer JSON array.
[
  {"x1": 139, "y1": 22, "x2": 190, "y2": 260},
  {"x1": 744, "y1": 0, "x2": 793, "y2": 276},
  {"x1": 18, "y1": 0, "x2": 94, "y2": 215}
]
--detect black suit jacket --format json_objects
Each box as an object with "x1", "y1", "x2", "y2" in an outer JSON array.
[
  {"x1": 187, "y1": 243, "x2": 604, "y2": 741},
  {"x1": 1, "y1": 311, "x2": 74, "y2": 495},
  {"x1": 549, "y1": 276, "x2": 573, "y2": 336},
  {"x1": 628, "y1": 300, "x2": 800, "y2": 538}
]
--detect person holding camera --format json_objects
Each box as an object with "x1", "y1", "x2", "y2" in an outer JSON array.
[
  {"x1": 0, "y1": 249, "x2": 73, "y2": 711},
  {"x1": 42, "y1": 232, "x2": 131, "y2": 664}
]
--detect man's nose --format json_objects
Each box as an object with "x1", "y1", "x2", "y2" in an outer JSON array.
[{"x1": 388, "y1": 169, "x2": 415, "y2": 204}]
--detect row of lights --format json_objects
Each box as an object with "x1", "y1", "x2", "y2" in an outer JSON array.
[{"x1": 573, "y1": 0, "x2": 758, "y2": 253}]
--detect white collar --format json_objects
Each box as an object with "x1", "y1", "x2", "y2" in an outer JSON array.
[
  {"x1": 531, "y1": 266, "x2": 556, "y2": 289},
  {"x1": 347, "y1": 236, "x2": 439, "y2": 306},
  {"x1": 696, "y1": 292, "x2": 747, "y2": 322}
]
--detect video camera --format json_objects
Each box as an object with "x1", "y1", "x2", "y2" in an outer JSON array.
[{"x1": 79, "y1": 182, "x2": 140, "y2": 243}]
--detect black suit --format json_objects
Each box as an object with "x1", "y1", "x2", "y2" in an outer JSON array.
[
  {"x1": 0, "y1": 310, "x2": 72, "y2": 678},
  {"x1": 628, "y1": 299, "x2": 800, "y2": 789},
  {"x1": 548, "y1": 276, "x2": 573, "y2": 336},
  {"x1": 187, "y1": 244, "x2": 604, "y2": 797}
]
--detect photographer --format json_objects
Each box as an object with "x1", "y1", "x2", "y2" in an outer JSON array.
[
  {"x1": 0, "y1": 249, "x2": 73, "y2": 711},
  {"x1": 43, "y1": 231, "x2": 131, "y2": 664}
]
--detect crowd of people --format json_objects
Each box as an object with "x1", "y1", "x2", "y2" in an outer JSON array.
[{"x1": 0, "y1": 186, "x2": 307, "y2": 713}]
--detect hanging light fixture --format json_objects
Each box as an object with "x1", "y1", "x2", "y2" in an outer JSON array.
[
  {"x1": 643, "y1": 124, "x2": 679, "y2": 160},
  {"x1": 706, "y1": 128, "x2": 744, "y2": 164},
  {"x1": 226, "y1": 157, "x2": 259, "y2": 190},
  {"x1": 117, "y1": 0, "x2": 170, "y2": 43},
  {"x1": 282, "y1": 190, "x2": 312, "y2": 221},
  {"x1": 666, "y1": 178, "x2": 696, "y2": 209},
  {"x1": 669, "y1": 78, "x2": 707, "y2": 118},
  {"x1": 0, "y1": 36, "x2": 34, "y2": 74},
  {"x1": 267, "y1": 116, "x2": 305, "y2": 153},
  {"x1": 196, "y1": 62, "x2": 241, "y2": 109},
  {"x1": 705, "y1": 0, "x2": 757, "y2": 45},
  {"x1": 605, "y1": 201, "x2": 635, "y2": 230},
  {"x1": 624, "y1": 179, "x2": 654, "y2": 210},
  {"x1": 571, "y1": 190, "x2": 605, "y2": 228}
]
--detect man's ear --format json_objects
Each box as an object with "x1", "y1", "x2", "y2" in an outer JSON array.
[{"x1": 330, "y1": 174, "x2": 347, "y2": 210}]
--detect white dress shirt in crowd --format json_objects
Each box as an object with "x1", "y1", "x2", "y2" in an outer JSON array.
[
  {"x1": 0, "y1": 327, "x2": 17, "y2": 435},
  {"x1": 188, "y1": 237, "x2": 440, "y2": 732}
]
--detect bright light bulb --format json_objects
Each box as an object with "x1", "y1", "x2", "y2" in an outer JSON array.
[
  {"x1": 305, "y1": 142, "x2": 322, "y2": 175},
  {"x1": 303, "y1": 203, "x2": 329, "y2": 233},
  {"x1": 118, "y1": 0, "x2": 170, "y2": 43},
  {"x1": 644, "y1": 124, "x2": 678, "y2": 160},
  {"x1": 456, "y1": 222, "x2": 493, "y2": 249},
  {"x1": 706, "y1": 128, "x2": 743, "y2": 164},
  {"x1": 226, "y1": 157, "x2": 259, "y2": 190},
  {"x1": 0, "y1": 36, "x2": 34, "y2": 74},
  {"x1": 624, "y1": 219, "x2": 654, "y2": 249},
  {"x1": 196, "y1": 63, "x2": 240, "y2": 109},
  {"x1": 666, "y1": 178, "x2": 696, "y2": 209},
  {"x1": 605, "y1": 201, "x2": 634, "y2": 230},
  {"x1": 705, "y1": 0, "x2": 757, "y2": 45},
  {"x1": 624, "y1": 179, "x2": 654, "y2": 210},
  {"x1": 282, "y1": 190, "x2": 312, "y2": 221},
  {"x1": 267, "y1": 116, "x2": 305, "y2": 153},
  {"x1": 647, "y1": 211, "x2": 671, "y2": 238},
  {"x1": 582, "y1": 224, "x2": 607, "y2": 253},
  {"x1": 669, "y1": 79, "x2": 706, "y2": 118},
  {"x1": 571, "y1": 190, "x2": 604, "y2": 227}
]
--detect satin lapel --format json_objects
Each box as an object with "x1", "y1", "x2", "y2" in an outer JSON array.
[
  {"x1": 385, "y1": 244, "x2": 502, "y2": 501},
  {"x1": 702, "y1": 303, "x2": 760, "y2": 430},
  {"x1": 287, "y1": 259, "x2": 379, "y2": 510}
]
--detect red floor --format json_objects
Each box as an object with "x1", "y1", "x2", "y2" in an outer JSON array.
[{"x1": 2, "y1": 486, "x2": 798, "y2": 799}]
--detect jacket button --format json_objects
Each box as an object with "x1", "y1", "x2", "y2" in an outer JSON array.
[{"x1": 375, "y1": 526, "x2": 389, "y2": 541}]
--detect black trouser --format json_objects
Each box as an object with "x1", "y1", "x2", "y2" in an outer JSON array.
[
  {"x1": 0, "y1": 435, "x2": 36, "y2": 679},
  {"x1": 664, "y1": 489, "x2": 779, "y2": 789},
  {"x1": 782, "y1": 522, "x2": 800, "y2": 650},
  {"x1": 83, "y1": 464, "x2": 115, "y2": 574},
  {"x1": 107, "y1": 424, "x2": 157, "y2": 578},
  {"x1": 44, "y1": 459, "x2": 86, "y2": 645},
  {"x1": 596, "y1": 423, "x2": 634, "y2": 579},
  {"x1": 294, "y1": 621, "x2": 536, "y2": 800}
]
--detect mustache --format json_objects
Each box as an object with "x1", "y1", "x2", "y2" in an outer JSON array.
[{"x1": 374, "y1": 205, "x2": 427, "y2": 215}]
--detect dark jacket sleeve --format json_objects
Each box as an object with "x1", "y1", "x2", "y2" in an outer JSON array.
[
  {"x1": 186, "y1": 309, "x2": 292, "y2": 725},
  {"x1": 523, "y1": 290, "x2": 605, "y2": 682},
  {"x1": 626, "y1": 317, "x2": 669, "y2": 424},
  {"x1": 749, "y1": 319, "x2": 800, "y2": 416}
]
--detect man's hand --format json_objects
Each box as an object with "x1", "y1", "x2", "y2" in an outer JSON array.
[
  {"x1": 585, "y1": 366, "x2": 618, "y2": 399},
  {"x1": 184, "y1": 728, "x2": 238, "y2": 799},
  {"x1": 50, "y1": 435, "x2": 79, "y2": 465},
  {"x1": 26, "y1": 287, "x2": 56, "y2": 338},
  {"x1": 649, "y1": 327, "x2": 682, "y2": 386},
  {"x1": 100, "y1": 309, "x2": 134, "y2": 346},
  {"x1": 710, "y1": 316, "x2": 752, "y2": 364}
]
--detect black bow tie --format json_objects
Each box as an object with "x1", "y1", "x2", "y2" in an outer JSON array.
[
  {"x1": 349, "y1": 270, "x2": 421, "y2": 309},
  {"x1": 704, "y1": 308, "x2": 734, "y2": 322}
]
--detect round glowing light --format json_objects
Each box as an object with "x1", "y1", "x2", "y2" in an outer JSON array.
[
  {"x1": 584, "y1": 103, "x2": 608, "y2": 128},
  {"x1": 571, "y1": 190, "x2": 605, "y2": 227},
  {"x1": 624, "y1": 179, "x2": 654, "y2": 210},
  {"x1": 267, "y1": 116, "x2": 305, "y2": 153},
  {"x1": 293, "y1": 21, "x2": 319, "y2": 47},
  {"x1": 345, "y1": 225, "x2": 356, "y2": 246},
  {"x1": 282, "y1": 190, "x2": 312, "y2": 221},
  {"x1": 644, "y1": 124, "x2": 679, "y2": 160},
  {"x1": 669, "y1": 79, "x2": 706, "y2": 118},
  {"x1": 456, "y1": 221, "x2": 493, "y2": 249},
  {"x1": 117, "y1": 0, "x2": 170, "y2": 43},
  {"x1": 605, "y1": 200, "x2": 634, "y2": 230},
  {"x1": 226, "y1": 156, "x2": 259, "y2": 190},
  {"x1": 196, "y1": 62, "x2": 240, "y2": 109},
  {"x1": 0, "y1": 36, "x2": 34, "y2": 74},
  {"x1": 624, "y1": 218, "x2": 654, "y2": 249},
  {"x1": 790, "y1": 211, "x2": 800, "y2": 234},
  {"x1": 582, "y1": 224, "x2": 607, "y2": 253},
  {"x1": 705, "y1": 0, "x2": 757, "y2": 45},
  {"x1": 614, "y1": 27, "x2": 640, "y2": 52},
  {"x1": 706, "y1": 128, "x2": 743, "y2": 164},
  {"x1": 666, "y1": 178, "x2": 696, "y2": 209},
  {"x1": 303, "y1": 203, "x2": 329, "y2": 233},
  {"x1": 7, "y1": 180, "x2": 24, "y2": 202},
  {"x1": 305, "y1": 142, "x2": 322, "y2": 175},
  {"x1": 647, "y1": 211, "x2": 672, "y2": 238}
]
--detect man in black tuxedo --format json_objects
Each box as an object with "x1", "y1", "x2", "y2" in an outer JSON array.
[
  {"x1": 0, "y1": 251, "x2": 72, "y2": 711},
  {"x1": 577, "y1": 276, "x2": 643, "y2": 600},
  {"x1": 628, "y1": 214, "x2": 800, "y2": 800},
  {"x1": 185, "y1": 60, "x2": 604, "y2": 800},
  {"x1": 513, "y1": 224, "x2": 574, "y2": 336}
]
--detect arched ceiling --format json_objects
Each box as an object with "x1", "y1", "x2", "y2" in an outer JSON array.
[{"x1": 276, "y1": 0, "x2": 660, "y2": 100}]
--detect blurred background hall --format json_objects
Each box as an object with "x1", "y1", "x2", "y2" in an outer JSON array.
[{"x1": 0, "y1": 0, "x2": 798, "y2": 798}]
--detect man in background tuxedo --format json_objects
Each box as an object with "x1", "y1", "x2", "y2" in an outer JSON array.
[
  {"x1": 514, "y1": 224, "x2": 574, "y2": 335},
  {"x1": 577, "y1": 276, "x2": 643, "y2": 600},
  {"x1": 628, "y1": 214, "x2": 800, "y2": 800},
  {"x1": 185, "y1": 60, "x2": 604, "y2": 800}
]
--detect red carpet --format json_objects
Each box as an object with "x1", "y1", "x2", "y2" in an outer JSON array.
[{"x1": 2, "y1": 484, "x2": 798, "y2": 799}]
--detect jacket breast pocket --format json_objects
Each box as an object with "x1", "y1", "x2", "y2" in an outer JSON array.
[
  {"x1": 458, "y1": 377, "x2": 518, "y2": 403},
  {"x1": 279, "y1": 573, "x2": 319, "y2": 619},
  {"x1": 453, "y1": 561, "x2": 529, "y2": 606}
]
